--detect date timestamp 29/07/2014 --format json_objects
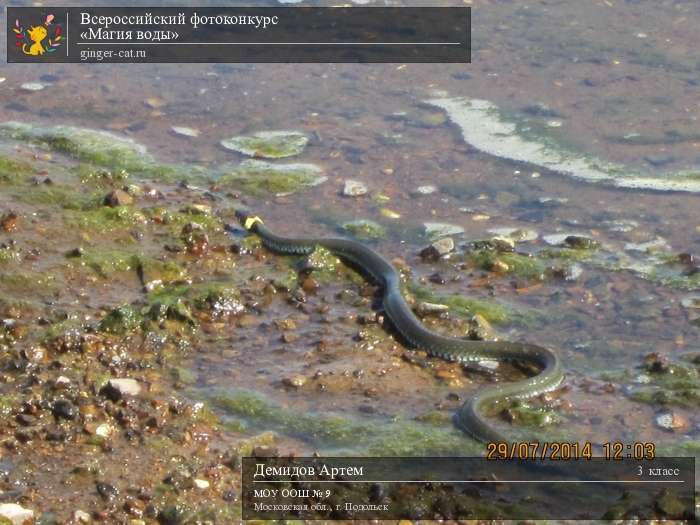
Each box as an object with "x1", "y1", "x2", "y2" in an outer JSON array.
[{"x1": 486, "y1": 441, "x2": 656, "y2": 460}]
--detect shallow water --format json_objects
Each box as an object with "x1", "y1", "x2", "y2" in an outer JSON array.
[{"x1": 1, "y1": 0, "x2": 699, "y2": 518}]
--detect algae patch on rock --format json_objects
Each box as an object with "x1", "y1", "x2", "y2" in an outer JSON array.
[
  {"x1": 207, "y1": 388, "x2": 482, "y2": 455},
  {"x1": 426, "y1": 97, "x2": 700, "y2": 193},
  {"x1": 409, "y1": 283, "x2": 512, "y2": 324},
  {"x1": 0, "y1": 154, "x2": 35, "y2": 184},
  {"x1": 0, "y1": 121, "x2": 152, "y2": 170},
  {"x1": 221, "y1": 130, "x2": 309, "y2": 158},
  {"x1": 218, "y1": 159, "x2": 326, "y2": 195},
  {"x1": 341, "y1": 219, "x2": 387, "y2": 240},
  {"x1": 0, "y1": 122, "x2": 197, "y2": 182}
]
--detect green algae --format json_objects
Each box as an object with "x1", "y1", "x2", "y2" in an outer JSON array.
[
  {"x1": 138, "y1": 258, "x2": 189, "y2": 292},
  {"x1": 218, "y1": 159, "x2": 326, "y2": 195},
  {"x1": 221, "y1": 130, "x2": 309, "y2": 159},
  {"x1": 0, "y1": 245, "x2": 20, "y2": 264},
  {"x1": 468, "y1": 249, "x2": 546, "y2": 280},
  {"x1": 68, "y1": 205, "x2": 147, "y2": 231},
  {"x1": 17, "y1": 185, "x2": 102, "y2": 210},
  {"x1": 0, "y1": 272, "x2": 57, "y2": 296},
  {"x1": 0, "y1": 155, "x2": 34, "y2": 183},
  {"x1": 539, "y1": 247, "x2": 596, "y2": 261},
  {"x1": 98, "y1": 304, "x2": 143, "y2": 335},
  {"x1": 0, "y1": 122, "x2": 200, "y2": 184},
  {"x1": 144, "y1": 206, "x2": 222, "y2": 233},
  {"x1": 208, "y1": 388, "x2": 483, "y2": 455},
  {"x1": 0, "y1": 121, "x2": 152, "y2": 170},
  {"x1": 606, "y1": 354, "x2": 700, "y2": 409},
  {"x1": 145, "y1": 298, "x2": 196, "y2": 326},
  {"x1": 0, "y1": 394, "x2": 19, "y2": 417},
  {"x1": 74, "y1": 164, "x2": 130, "y2": 186},
  {"x1": 72, "y1": 248, "x2": 139, "y2": 278},
  {"x1": 341, "y1": 219, "x2": 387, "y2": 240},
  {"x1": 409, "y1": 283, "x2": 511, "y2": 324},
  {"x1": 299, "y1": 246, "x2": 363, "y2": 285},
  {"x1": 501, "y1": 401, "x2": 561, "y2": 428}
]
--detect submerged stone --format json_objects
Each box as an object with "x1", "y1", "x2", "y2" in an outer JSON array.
[
  {"x1": 218, "y1": 159, "x2": 326, "y2": 195},
  {"x1": 423, "y1": 222, "x2": 464, "y2": 240},
  {"x1": 171, "y1": 126, "x2": 200, "y2": 138},
  {"x1": 412, "y1": 184, "x2": 437, "y2": 196},
  {"x1": 0, "y1": 121, "x2": 153, "y2": 171},
  {"x1": 98, "y1": 304, "x2": 142, "y2": 335},
  {"x1": 342, "y1": 179, "x2": 368, "y2": 197},
  {"x1": 0, "y1": 503, "x2": 34, "y2": 525},
  {"x1": 221, "y1": 130, "x2": 309, "y2": 158},
  {"x1": 341, "y1": 219, "x2": 386, "y2": 240},
  {"x1": 138, "y1": 258, "x2": 189, "y2": 292},
  {"x1": 420, "y1": 237, "x2": 455, "y2": 260},
  {"x1": 103, "y1": 378, "x2": 142, "y2": 400},
  {"x1": 488, "y1": 227, "x2": 538, "y2": 242},
  {"x1": 103, "y1": 189, "x2": 133, "y2": 207},
  {"x1": 425, "y1": 96, "x2": 700, "y2": 193}
]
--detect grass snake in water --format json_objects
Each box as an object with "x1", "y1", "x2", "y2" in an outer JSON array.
[{"x1": 237, "y1": 211, "x2": 564, "y2": 443}]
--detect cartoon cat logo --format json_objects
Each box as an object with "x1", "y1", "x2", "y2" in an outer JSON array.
[{"x1": 13, "y1": 14, "x2": 62, "y2": 56}]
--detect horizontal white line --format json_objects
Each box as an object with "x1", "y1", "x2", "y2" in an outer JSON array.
[
  {"x1": 253, "y1": 480, "x2": 685, "y2": 484},
  {"x1": 75, "y1": 42, "x2": 463, "y2": 45}
]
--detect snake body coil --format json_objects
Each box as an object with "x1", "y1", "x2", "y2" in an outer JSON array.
[{"x1": 237, "y1": 212, "x2": 564, "y2": 443}]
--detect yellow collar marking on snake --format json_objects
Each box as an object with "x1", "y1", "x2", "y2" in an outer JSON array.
[{"x1": 244, "y1": 216, "x2": 264, "y2": 230}]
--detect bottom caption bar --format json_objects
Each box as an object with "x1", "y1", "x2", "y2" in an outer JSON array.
[{"x1": 242, "y1": 457, "x2": 696, "y2": 520}]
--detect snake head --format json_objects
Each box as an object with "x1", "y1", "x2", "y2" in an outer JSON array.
[{"x1": 235, "y1": 209, "x2": 263, "y2": 231}]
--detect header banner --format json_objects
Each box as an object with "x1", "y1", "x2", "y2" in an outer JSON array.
[{"x1": 7, "y1": 7, "x2": 471, "y2": 63}]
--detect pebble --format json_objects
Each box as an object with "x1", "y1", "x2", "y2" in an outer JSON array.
[
  {"x1": 633, "y1": 373, "x2": 651, "y2": 384},
  {"x1": 342, "y1": 179, "x2": 368, "y2": 197},
  {"x1": 95, "y1": 423, "x2": 113, "y2": 438},
  {"x1": 102, "y1": 378, "x2": 142, "y2": 400},
  {"x1": 54, "y1": 376, "x2": 71, "y2": 389},
  {"x1": 419, "y1": 237, "x2": 455, "y2": 261},
  {"x1": 435, "y1": 369, "x2": 457, "y2": 381},
  {"x1": 20, "y1": 82, "x2": 45, "y2": 91},
  {"x1": 1, "y1": 212, "x2": 19, "y2": 233},
  {"x1": 655, "y1": 411, "x2": 689, "y2": 432},
  {"x1": 542, "y1": 233, "x2": 581, "y2": 246},
  {"x1": 537, "y1": 196, "x2": 569, "y2": 206},
  {"x1": 488, "y1": 227, "x2": 538, "y2": 242},
  {"x1": 52, "y1": 399, "x2": 78, "y2": 420},
  {"x1": 564, "y1": 235, "x2": 599, "y2": 250},
  {"x1": 413, "y1": 185, "x2": 437, "y2": 195},
  {"x1": 104, "y1": 189, "x2": 134, "y2": 207},
  {"x1": 424, "y1": 222, "x2": 464, "y2": 239},
  {"x1": 171, "y1": 126, "x2": 200, "y2": 138},
  {"x1": 0, "y1": 503, "x2": 34, "y2": 525},
  {"x1": 193, "y1": 479, "x2": 210, "y2": 490},
  {"x1": 73, "y1": 510, "x2": 91, "y2": 523},
  {"x1": 282, "y1": 375, "x2": 307, "y2": 388},
  {"x1": 680, "y1": 296, "x2": 699, "y2": 309},
  {"x1": 416, "y1": 302, "x2": 449, "y2": 316},
  {"x1": 144, "y1": 97, "x2": 165, "y2": 108},
  {"x1": 96, "y1": 482, "x2": 119, "y2": 502},
  {"x1": 380, "y1": 208, "x2": 401, "y2": 219},
  {"x1": 491, "y1": 260, "x2": 510, "y2": 273},
  {"x1": 468, "y1": 314, "x2": 495, "y2": 341}
]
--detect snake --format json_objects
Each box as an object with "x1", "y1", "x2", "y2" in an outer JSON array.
[{"x1": 236, "y1": 211, "x2": 564, "y2": 443}]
